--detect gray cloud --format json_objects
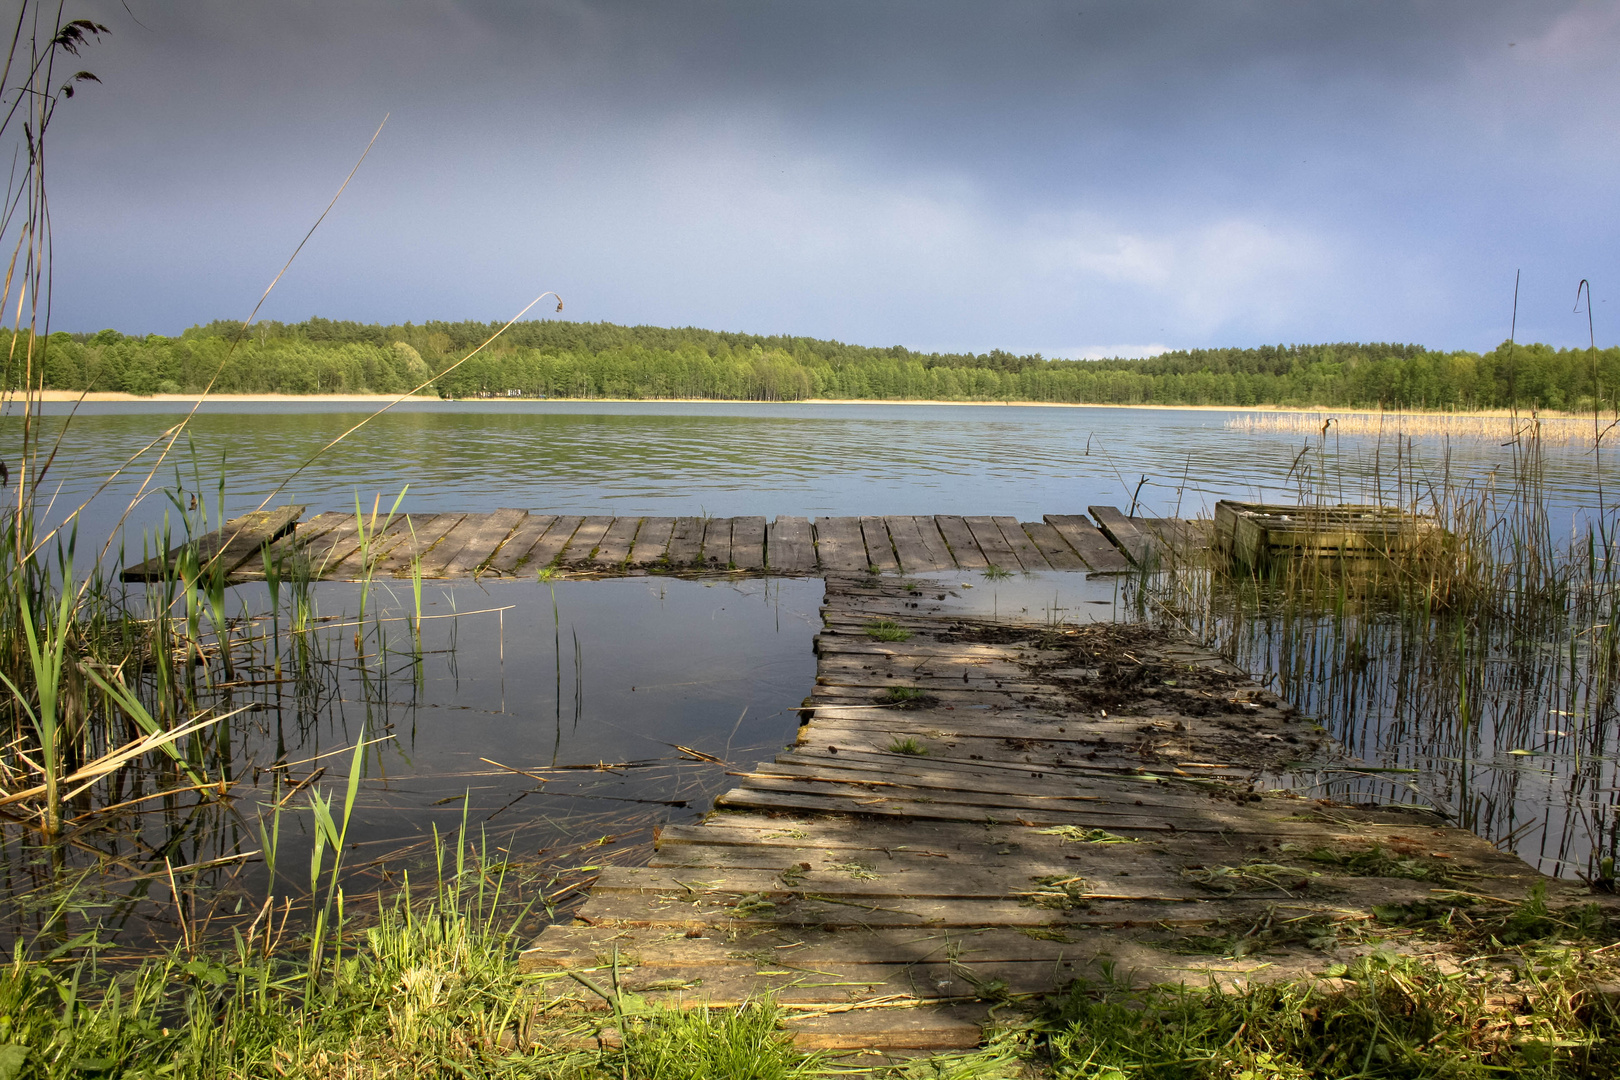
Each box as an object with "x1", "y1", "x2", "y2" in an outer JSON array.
[{"x1": 43, "y1": 0, "x2": 1620, "y2": 352}]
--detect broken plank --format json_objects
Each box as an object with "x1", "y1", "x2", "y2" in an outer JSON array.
[
  {"x1": 1089, "y1": 505, "x2": 1158, "y2": 566},
  {"x1": 1044, "y1": 515, "x2": 1131, "y2": 573}
]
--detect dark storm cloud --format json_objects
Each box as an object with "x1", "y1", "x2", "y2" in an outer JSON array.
[{"x1": 44, "y1": 1, "x2": 1620, "y2": 352}]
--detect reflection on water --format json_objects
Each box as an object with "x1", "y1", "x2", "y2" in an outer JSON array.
[{"x1": 0, "y1": 575, "x2": 821, "y2": 949}]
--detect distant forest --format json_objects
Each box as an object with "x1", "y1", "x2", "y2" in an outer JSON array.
[{"x1": 12, "y1": 318, "x2": 1620, "y2": 411}]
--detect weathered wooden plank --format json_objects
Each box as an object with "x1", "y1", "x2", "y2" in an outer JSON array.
[
  {"x1": 376, "y1": 513, "x2": 468, "y2": 575},
  {"x1": 1021, "y1": 521, "x2": 1088, "y2": 571},
  {"x1": 964, "y1": 515, "x2": 1023, "y2": 570},
  {"x1": 628, "y1": 516, "x2": 675, "y2": 566},
  {"x1": 294, "y1": 515, "x2": 370, "y2": 574},
  {"x1": 589, "y1": 516, "x2": 641, "y2": 568},
  {"x1": 884, "y1": 516, "x2": 933, "y2": 574},
  {"x1": 665, "y1": 517, "x2": 706, "y2": 567},
  {"x1": 730, "y1": 516, "x2": 767, "y2": 571},
  {"x1": 1089, "y1": 505, "x2": 1157, "y2": 566},
  {"x1": 932, "y1": 516, "x2": 988, "y2": 569},
  {"x1": 767, "y1": 515, "x2": 815, "y2": 573},
  {"x1": 994, "y1": 516, "x2": 1050, "y2": 570},
  {"x1": 559, "y1": 515, "x2": 614, "y2": 563},
  {"x1": 412, "y1": 514, "x2": 492, "y2": 577},
  {"x1": 439, "y1": 508, "x2": 530, "y2": 577},
  {"x1": 909, "y1": 516, "x2": 959, "y2": 571},
  {"x1": 860, "y1": 517, "x2": 901, "y2": 574},
  {"x1": 326, "y1": 511, "x2": 437, "y2": 578},
  {"x1": 123, "y1": 505, "x2": 306, "y2": 582},
  {"x1": 484, "y1": 514, "x2": 561, "y2": 574},
  {"x1": 813, "y1": 517, "x2": 869, "y2": 572},
  {"x1": 702, "y1": 517, "x2": 732, "y2": 570},
  {"x1": 1044, "y1": 515, "x2": 1131, "y2": 573},
  {"x1": 520, "y1": 514, "x2": 584, "y2": 571}
]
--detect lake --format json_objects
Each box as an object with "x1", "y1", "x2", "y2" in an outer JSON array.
[{"x1": 0, "y1": 400, "x2": 1613, "y2": 946}]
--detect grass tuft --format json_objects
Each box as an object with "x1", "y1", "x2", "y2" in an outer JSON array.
[
  {"x1": 886, "y1": 736, "x2": 929, "y2": 756},
  {"x1": 864, "y1": 619, "x2": 912, "y2": 641}
]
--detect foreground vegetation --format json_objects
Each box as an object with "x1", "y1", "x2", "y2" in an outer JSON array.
[{"x1": 20, "y1": 320, "x2": 1620, "y2": 411}]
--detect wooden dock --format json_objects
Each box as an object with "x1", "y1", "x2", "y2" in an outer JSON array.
[
  {"x1": 122, "y1": 505, "x2": 1201, "y2": 583},
  {"x1": 515, "y1": 574, "x2": 1596, "y2": 1053}
]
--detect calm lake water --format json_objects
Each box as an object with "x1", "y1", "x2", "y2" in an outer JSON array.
[{"x1": 0, "y1": 400, "x2": 1614, "y2": 945}]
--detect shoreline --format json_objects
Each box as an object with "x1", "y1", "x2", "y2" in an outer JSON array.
[{"x1": 16, "y1": 390, "x2": 1600, "y2": 420}]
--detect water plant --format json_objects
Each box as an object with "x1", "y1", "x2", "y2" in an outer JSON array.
[{"x1": 864, "y1": 619, "x2": 912, "y2": 642}]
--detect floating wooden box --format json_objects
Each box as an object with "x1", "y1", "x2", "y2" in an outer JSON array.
[{"x1": 1213, "y1": 501, "x2": 1439, "y2": 569}]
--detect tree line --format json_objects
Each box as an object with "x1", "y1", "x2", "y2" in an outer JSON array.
[{"x1": 7, "y1": 319, "x2": 1617, "y2": 411}]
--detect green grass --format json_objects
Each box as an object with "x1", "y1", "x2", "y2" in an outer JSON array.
[
  {"x1": 864, "y1": 619, "x2": 913, "y2": 642},
  {"x1": 886, "y1": 736, "x2": 929, "y2": 756},
  {"x1": 981, "y1": 564, "x2": 1013, "y2": 580},
  {"x1": 879, "y1": 686, "x2": 935, "y2": 707}
]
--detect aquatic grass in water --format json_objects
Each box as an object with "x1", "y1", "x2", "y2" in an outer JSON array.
[{"x1": 1144, "y1": 421, "x2": 1620, "y2": 879}]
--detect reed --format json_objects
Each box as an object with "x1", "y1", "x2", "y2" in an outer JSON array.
[
  {"x1": 1144, "y1": 420, "x2": 1620, "y2": 880},
  {"x1": 1226, "y1": 407, "x2": 1617, "y2": 446}
]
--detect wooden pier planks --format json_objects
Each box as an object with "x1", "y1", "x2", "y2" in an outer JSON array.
[
  {"x1": 520, "y1": 573, "x2": 1590, "y2": 1051},
  {"x1": 589, "y1": 516, "x2": 641, "y2": 568},
  {"x1": 122, "y1": 505, "x2": 305, "y2": 582},
  {"x1": 730, "y1": 516, "x2": 767, "y2": 570},
  {"x1": 813, "y1": 516, "x2": 869, "y2": 572},
  {"x1": 963, "y1": 515, "x2": 1021, "y2": 570},
  {"x1": 628, "y1": 516, "x2": 675, "y2": 566},
  {"x1": 994, "y1": 515, "x2": 1050, "y2": 570},
  {"x1": 701, "y1": 517, "x2": 732, "y2": 570},
  {"x1": 861, "y1": 516, "x2": 901, "y2": 573},
  {"x1": 184, "y1": 506, "x2": 1205, "y2": 583},
  {"x1": 933, "y1": 515, "x2": 987, "y2": 569},
  {"x1": 1089, "y1": 504, "x2": 1158, "y2": 566},
  {"x1": 483, "y1": 514, "x2": 559, "y2": 575},
  {"x1": 559, "y1": 515, "x2": 614, "y2": 564},
  {"x1": 1021, "y1": 520, "x2": 1088, "y2": 570},
  {"x1": 1044, "y1": 514, "x2": 1131, "y2": 573},
  {"x1": 665, "y1": 517, "x2": 706, "y2": 567},
  {"x1": 767, "y1": 515, "x2": 815, "y2": 573}
]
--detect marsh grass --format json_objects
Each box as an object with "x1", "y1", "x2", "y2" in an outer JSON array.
[
  {"x1": 865, "y1": 619, "x2": 913, "y2": 642},
  {"x1": 1142, "y1": 419, "x2": 1620, "y2": 880}
]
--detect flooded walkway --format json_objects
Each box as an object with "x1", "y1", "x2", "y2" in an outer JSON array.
[
  {"x1": 516, "y1": 574, "x2": 1596, "y2": 1053},
  {"x1": 121, "y1": 506, "x2": 1192, "y2": 581}
]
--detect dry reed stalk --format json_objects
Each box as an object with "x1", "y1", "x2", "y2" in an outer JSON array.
[{"x1": 1226, "y1": 409, "x2": 1608, "y2": 446}]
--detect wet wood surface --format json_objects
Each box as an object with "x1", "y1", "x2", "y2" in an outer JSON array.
[
  {"x1": 126, "y1": 506, "x2": 1241, "y2": 586},
  {"x1": 514, "y1": 574, "x2": 1595, "y2": 1052}
]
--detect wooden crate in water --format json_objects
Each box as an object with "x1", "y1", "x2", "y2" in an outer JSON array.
[{"x1": 1213, "y1": 501, "x2": 1438, "y2": 569}]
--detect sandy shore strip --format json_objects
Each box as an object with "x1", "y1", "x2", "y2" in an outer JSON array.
[{"x1": 15, "y1": 388, "x2": 1608, "y2": 423}]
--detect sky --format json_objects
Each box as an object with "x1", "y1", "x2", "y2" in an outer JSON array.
[{"x1": 33, "y1": 0, "x2": 1620, "y2": 356}]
